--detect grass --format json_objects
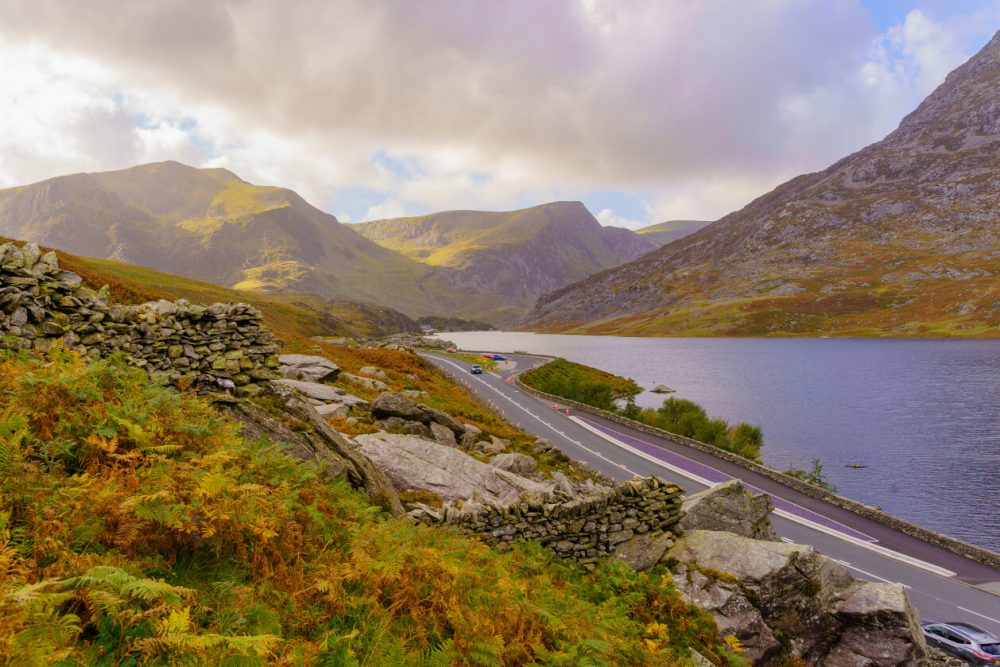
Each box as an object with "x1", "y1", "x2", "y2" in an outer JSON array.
[
  {"x1": 522, "y1": 359, "x2": 763, "y2": 461},
  {"x1": 531, "y1": 236, "x2": 1000, "y2": 338},
  {"x1": 520, "y1": 358, "x2": 642, "y2": 412},
  {"x1": 0, "y1": 349, "x2": 744, "y2": 666}
]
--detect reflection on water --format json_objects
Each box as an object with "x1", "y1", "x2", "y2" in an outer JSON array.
[{"x1": 437, "y1": 332, "x2": 1000, "y2": 553}]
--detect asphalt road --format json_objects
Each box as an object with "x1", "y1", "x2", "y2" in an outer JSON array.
[{"x1": 421, "y1": 351, "x2": 1000, "y2": 636}]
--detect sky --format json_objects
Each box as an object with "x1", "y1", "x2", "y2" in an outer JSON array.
[{"x1": 0, "y1": 1, "x2": 997, "y2": 229}]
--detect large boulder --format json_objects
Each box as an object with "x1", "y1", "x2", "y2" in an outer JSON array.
[
  {"x1": 272, "y1": 378, "x2": 345, "y2": 402},
  {"x1": 678, "y1": 480, "x2": 780, "y2": 541},
  {"x1": 610, "y1": 531, "x2": 675, "y2": 571},
  {"x1": 370, "y1": 392, "x2": 465, "y2": 435},
  {"x1": 666, "y1": 531, "x2": 926, "y2": 666},
  {"x1": 352, "y1": 432, "x2": 552, "y2": 505},
  {"x1": 277, "y1": 354, "x2": 340, "y2": 383},
  {"x1": 370, "y1": 391, "x2": 427, "y2": 421},
  {"x1": 489, "y1": 452, "x2": 537, "y2": 474}
]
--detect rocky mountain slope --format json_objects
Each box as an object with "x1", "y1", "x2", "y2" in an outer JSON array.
[
  {"x1": 354, "y1": 202, "x2": 657, "y2": 321},
  {"x1": 0, "y1": 161, "x2": 510, "y2": 321},
  {"x1": 525, "y1": 31, "x2": 1000, "y2": 337},
  {"x1": 636, "y1": 219, "x2": 711, "y2": 246}
]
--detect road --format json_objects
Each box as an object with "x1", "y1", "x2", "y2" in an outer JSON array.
[{"x1": 421, "y1": 351, "x2": 1000, "y2": 635}]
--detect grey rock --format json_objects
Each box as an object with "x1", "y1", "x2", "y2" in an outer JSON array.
[
  {"x1": 359, "y1": 365, "x2": 388, "y2": 380},
  {"x1": 370, "y1": 391, "x2": 426, "y2": 421},
  {"x1": 273, "y1": 378, "x2": 346, "y2": 402},
  {"x1": 610, "y1": 531, "x2": 674, "y2": 571},
  {"x1": 489, "y1": 452, "x2": 537, "y2": 474},
  {"x1": 343, "y1": 372, "x2": 390, "y2": 392},
  {"x1": 278, "y1": 354, "x2": 340, "y2": 383},
  {"x1": 352, "y1": 432, "x2": 552, "y2": 505},
  {"x1": 316, "y1": 403, "x2": 350, "y2": 418},
  {"x1": 679, "y1": 479, "x2": 780, "y2": 541},
  {"x1": 667, "y1": 530, "x2": 926, "y2": 666},
  {"x1": 429, "y1": 421, "x2": 457, "y2": 446}
]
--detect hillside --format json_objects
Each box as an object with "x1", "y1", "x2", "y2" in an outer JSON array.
[
  {"x1": 524, "y1": 31, "x2": 1000, "y2": 337},
  {"x1": 636, "y1": 220, "x2": 711, "y2": 246},
  {"x1": 0, "y1": 236, "x2": 417, "y2": 338},
  {"x1": 0, "y1": 161, "x2": 508, "y2": 321},
  {"x1": 354, "y1": 202, "x2": 657, "y2": 321}
]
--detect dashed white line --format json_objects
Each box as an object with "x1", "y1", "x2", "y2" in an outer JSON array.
[
  {"x1": 833, "y1": 558, "x2": 910, "y2": 589},
  {"x1": 957, "y1": 606, "x2": 1000, "y2": 625}
]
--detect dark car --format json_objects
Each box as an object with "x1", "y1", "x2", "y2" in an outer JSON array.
[
  {"x1": 470, "y1": 365, "x2": 483, "y2": 375},
  {"x1": 491, "y1": 354, "x2": 507, "y2": 361},
  {"x1": 923, "y1": 622, "x2": 1000, "y2": 665}
]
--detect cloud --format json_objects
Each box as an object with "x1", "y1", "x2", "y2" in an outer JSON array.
[
  {"x1": 594, "y1": 208, "x2": 645, "y2": 230},
  {"x1": 0, "y1": 0, "x2": 995, "y2": 222}
]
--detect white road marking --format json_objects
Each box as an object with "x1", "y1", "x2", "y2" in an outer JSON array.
[
  {"x1": 833, "y1": 558, "x2": 911, "y2": 588},
  {"x1": 426, "y1": 353, "x2": 957, "y2": 580},
  {"x1": 957, "y1": 606, "x2": 1000, "y2": 625},
  {"x1": 427, "y1": 354, "x2": 638, "y2": 476},
  {"x1": 568, "y1": 415, "x2": 957, "y2": 579}
]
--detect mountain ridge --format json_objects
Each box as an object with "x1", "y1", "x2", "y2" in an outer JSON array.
[
  {"x1": 523, "y1": 30, "x2": 1000, "y2": 337},
  {"x1": 0, "y1": 161, "x2": 517, "y2": 321},
  {"x1": 354, "y1": 201, "x2": 657, "y2": 320}
]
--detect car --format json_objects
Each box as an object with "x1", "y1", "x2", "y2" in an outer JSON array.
[
  {"x1": 922, "y1": 622, "x2": 1000, "y2": 665},
  {"x1": 446, "y1": 348, "x2": 457, "y2": 353},
  {"x1": 491, "y1": 354, "x2": 507, "y2": 361},
  {"x1": 469, "y1": 365, "x2": 483, "y2": 375}
]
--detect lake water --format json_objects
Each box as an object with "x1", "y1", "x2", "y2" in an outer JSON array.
[{"x1": 436, "y1": 332, "x2": 1000, "y2": 553}]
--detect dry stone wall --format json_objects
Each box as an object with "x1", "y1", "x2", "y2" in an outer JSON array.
[
  {"x1": 0, "y1": 242, "x2": 278, "y2": 393},
  {"x1": 413, "y1": 476, "x2": 684, "y2": 566}
]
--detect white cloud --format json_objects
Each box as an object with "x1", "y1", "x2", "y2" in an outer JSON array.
[
  {"x1": 365, "y1": 199, "x2": 409, "y2": 221},
  {"x1": 594, "y1": 208, "x2": 645, "y2": 230},
  {"x1": 0, "y1": 1, "x2": 995, "y2": 221}
]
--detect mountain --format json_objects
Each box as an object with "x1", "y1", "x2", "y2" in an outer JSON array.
[
  {"x1": 0, "y1": 161, "x2": 504, "y2": 320},
  {"x1": 636, "y1": 220, "x2": 711, "y2": 246},
  {"x1": 524, "y1": 31, "x2": 1000, "y2": 337},
  {"x1": 353, "y1": 202, "x2": 658, "y2": 321}
]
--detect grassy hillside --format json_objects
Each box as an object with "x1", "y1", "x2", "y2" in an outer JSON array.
[
  {"x1": 0, "y1": 349, "x2": 741, "y2": 665},
  {"x1": 635, "y1": 220, "x2": 711, "y2": 247},
  {"x1": 354, "y1": 202, "x2": 657, "y2": 323},
  {"x1": 0, "y1": 161, "x2": 511, "y2": 321},
  {"x1": 1, "y1": 237, "x2": 417, "y2": 339}
]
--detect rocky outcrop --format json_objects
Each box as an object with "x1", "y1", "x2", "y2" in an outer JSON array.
[
  {"x1": 277, "y1": 354, "x2": 340, "y2": 383},
  {"x1": 489, "y1": 452, "x2": 537, "y2": 474},
  {"x1": 220, "y1": 388, "x2": 404, "y2": 516},
  {"x1": 0, "y1": 242, "x2": 278, "y2": 393},
  {"x1": 679, "y1": 480, "x2": 780, "y2": 541},
  {"x1": 352, "y1": 432, "x2": 552, "y2": 505},
  {"x1": 370, "y1": 392, "x2": 465, "y2": 437},
  {"x1": 667, "y1": 530, "x2": 927, "y2": 666}
]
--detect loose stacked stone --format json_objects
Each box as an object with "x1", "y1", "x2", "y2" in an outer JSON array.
[
  {"x1": 0, "y1": 242, "x2": 278, "y2": 393},
  {"x1": 414, "y1": 476, "x2": 684, "y2": 566}
]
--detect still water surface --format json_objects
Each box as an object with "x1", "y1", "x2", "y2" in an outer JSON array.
[{"x1": 437, "y1": 332, "x2": 1000, "y2": 553}]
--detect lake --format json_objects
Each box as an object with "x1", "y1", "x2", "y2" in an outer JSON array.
[{"x1": 436, "y1": 332, "x2": 1000, "y2": 553}]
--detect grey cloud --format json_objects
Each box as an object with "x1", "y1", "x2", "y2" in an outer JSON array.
[{"x1": 0, "y1": 0, "x2": 991, "y2": 206}]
